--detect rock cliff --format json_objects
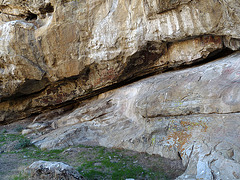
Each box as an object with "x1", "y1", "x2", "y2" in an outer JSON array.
[
  {"x1": 32, "y1": 52, "x2": 240, "y2": 179},
  {"x1": 1, "y1": 0, "x2": 240, "y2": 122},
  {"x1": 1, "y1": 0, "x2": 240, "y2": 179}
]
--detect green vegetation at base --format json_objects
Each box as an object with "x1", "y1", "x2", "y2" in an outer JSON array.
[
  {"x1": 76, "y1": 145, "x2": 168, "y2": 180},
  {"x1": 15, "y1": 138, "x2": 32, "y2": 149},
  {"x1": 0, "y1": 133, "x2": 32, "y2": 150},
  {"x1": 0, "y1": 132, "x2": 170, "y2": 180},
  {"x1": 20, "y1": 148, "x2": 65, "y2": 161},
  {"x1": 15, "y1": 126, "x2": 24, "y2": 133}
]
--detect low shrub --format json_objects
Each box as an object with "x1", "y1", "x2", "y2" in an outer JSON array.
[{"x1": 15, "y1": 138, "x2": 32, "y2": 149}]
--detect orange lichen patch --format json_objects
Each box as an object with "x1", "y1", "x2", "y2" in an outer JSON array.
[
  {"x1": 164, "y1": 120, "x2": 209, "y2": 157},
  {"x1": 165, "y1": 130, "x2": 192, "y2": 155}
]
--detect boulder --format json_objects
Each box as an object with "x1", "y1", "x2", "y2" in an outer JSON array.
[{"x1": 25, "y1": 160, "x2": 85, "y2": 180}]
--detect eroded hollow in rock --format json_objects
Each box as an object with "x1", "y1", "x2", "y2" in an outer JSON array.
[
  {"x1": 25, "y1": 3, "x2": 54, "y2": 21},
  {"x1": 25, "y1": 11, "x2": 37, "y2": 21},
  {"x1": 39, "y1": 3, "x2": 54, "y2": 14}
]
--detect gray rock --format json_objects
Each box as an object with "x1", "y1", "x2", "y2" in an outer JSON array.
[
  {"x1": 33, "y1": 52, "x2": 240, "y2": 179},
  {"x1": 25, "y1": 161, "x2": 85, "y2": 180}
]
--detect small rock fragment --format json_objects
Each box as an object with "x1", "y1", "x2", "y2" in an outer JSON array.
[
  {"x1": 22, "y1": 129, "x2": 33, "y2": 135},
  {"x1": 94, "y1": 162, "x2": 102, "y2": 166}
]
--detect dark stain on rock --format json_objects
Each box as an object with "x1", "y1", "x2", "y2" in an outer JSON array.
[
  {"x1": 17, "y1": 78, "x2": 49, "y2": 95},
  {"x1": 39, "y1": 3, "x2": 54, "y2": 14},
  {"x1": 25, "y1": 11, "x2": 37, "y2": 21},
  {"x1": 119, "y1": 41, "x2": 167, "y2": 82}
]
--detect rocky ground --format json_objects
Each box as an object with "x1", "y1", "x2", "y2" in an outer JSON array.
[{"x1": 0, "y1": 121, "x2": 185, "y2": 180}]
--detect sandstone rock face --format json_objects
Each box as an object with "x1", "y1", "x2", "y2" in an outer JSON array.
[
  {"x1": 1, "y1": 1, "x2": 240, "y2": 179},
  {"x1": 25, "y1": 160, "x2": 85, "y2": 180},
  {"x1": 1, "y1": 0, "x2": 240, "y2": 122},
  {"x1": 33, "y1": 53, "x2": 240, "y2": 179}
]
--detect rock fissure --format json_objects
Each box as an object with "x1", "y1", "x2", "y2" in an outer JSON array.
[{"x1": 146, "y1": 110, "x2": 240, "y2": 119}]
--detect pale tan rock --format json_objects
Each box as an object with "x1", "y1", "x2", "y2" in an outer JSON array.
[
  {"x1": 22, "y1": 129, "x2": 33, "y2": 135},
  {"x1": 0, "y1": 35, "x2": 223, "y2": 122},
  {"x1": 0, "y1": 0, "x2": 240, "y2": 122},
  {"x1": 27, "y1": 122, "x2": 49, "y2": 130}
]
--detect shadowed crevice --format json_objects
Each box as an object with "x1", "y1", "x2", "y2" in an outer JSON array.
[
  {"x1": 39, "y1": 3, "x2": 54, "y2": 14},
  {"x1": 25, "y1": 11, "x2": 37, "y2": 21},
  {"x1": 0, "y1": 40, "x2": 236, "y2": 124}
]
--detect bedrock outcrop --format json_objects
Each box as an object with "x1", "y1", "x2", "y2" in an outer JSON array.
[
  {"x1": 1, "y1": 0, "x2": 240, "y2": 122},
  {"x1": 0, "y1": 0, "x2": 240, "y2": 179},
  {"x1": 30, "y1": 52, "x2": 240, "y2": 179}
]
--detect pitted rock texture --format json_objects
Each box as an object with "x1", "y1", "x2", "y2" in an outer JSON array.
[
  {"x1": 32, "y1": 52, "x2": 240, "y2": 179},
  {"x1": 0, "y1": 0, "x2": 240, "y2": 122}
]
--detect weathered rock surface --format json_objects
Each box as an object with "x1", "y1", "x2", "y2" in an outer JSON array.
[
  {"x1": 1, "y1": 0, "x2": 240, "y2": 179},
  {"x1": 25, "y1": 160, "x2": 85, "y2": 180},
  {"x1": 32, "y1": 52, "x2": 240, "y2": 179},
  {"x1": 1, "y1": 0, "x2": 240, "y2": 122}
]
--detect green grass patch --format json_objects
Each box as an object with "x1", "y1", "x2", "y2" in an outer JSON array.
[
  {"x1": 2, "y1": 134, "x2": 173, "y2": 180},
  {"x1": 20, "y1": 147, "x2": 64, "y2": 161},
  {"x1": 0, "y1": 134, "x2": 26, "y2": 142},
  {"x1": 111, "y1": 165, "x2": 146, "y2": 179},
  {"x1": 76, "y1": 145, "x2": 168, "y2": 180},
  {"x1": 0, "y1": 133, "x2": 33, "y2": 151}
]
